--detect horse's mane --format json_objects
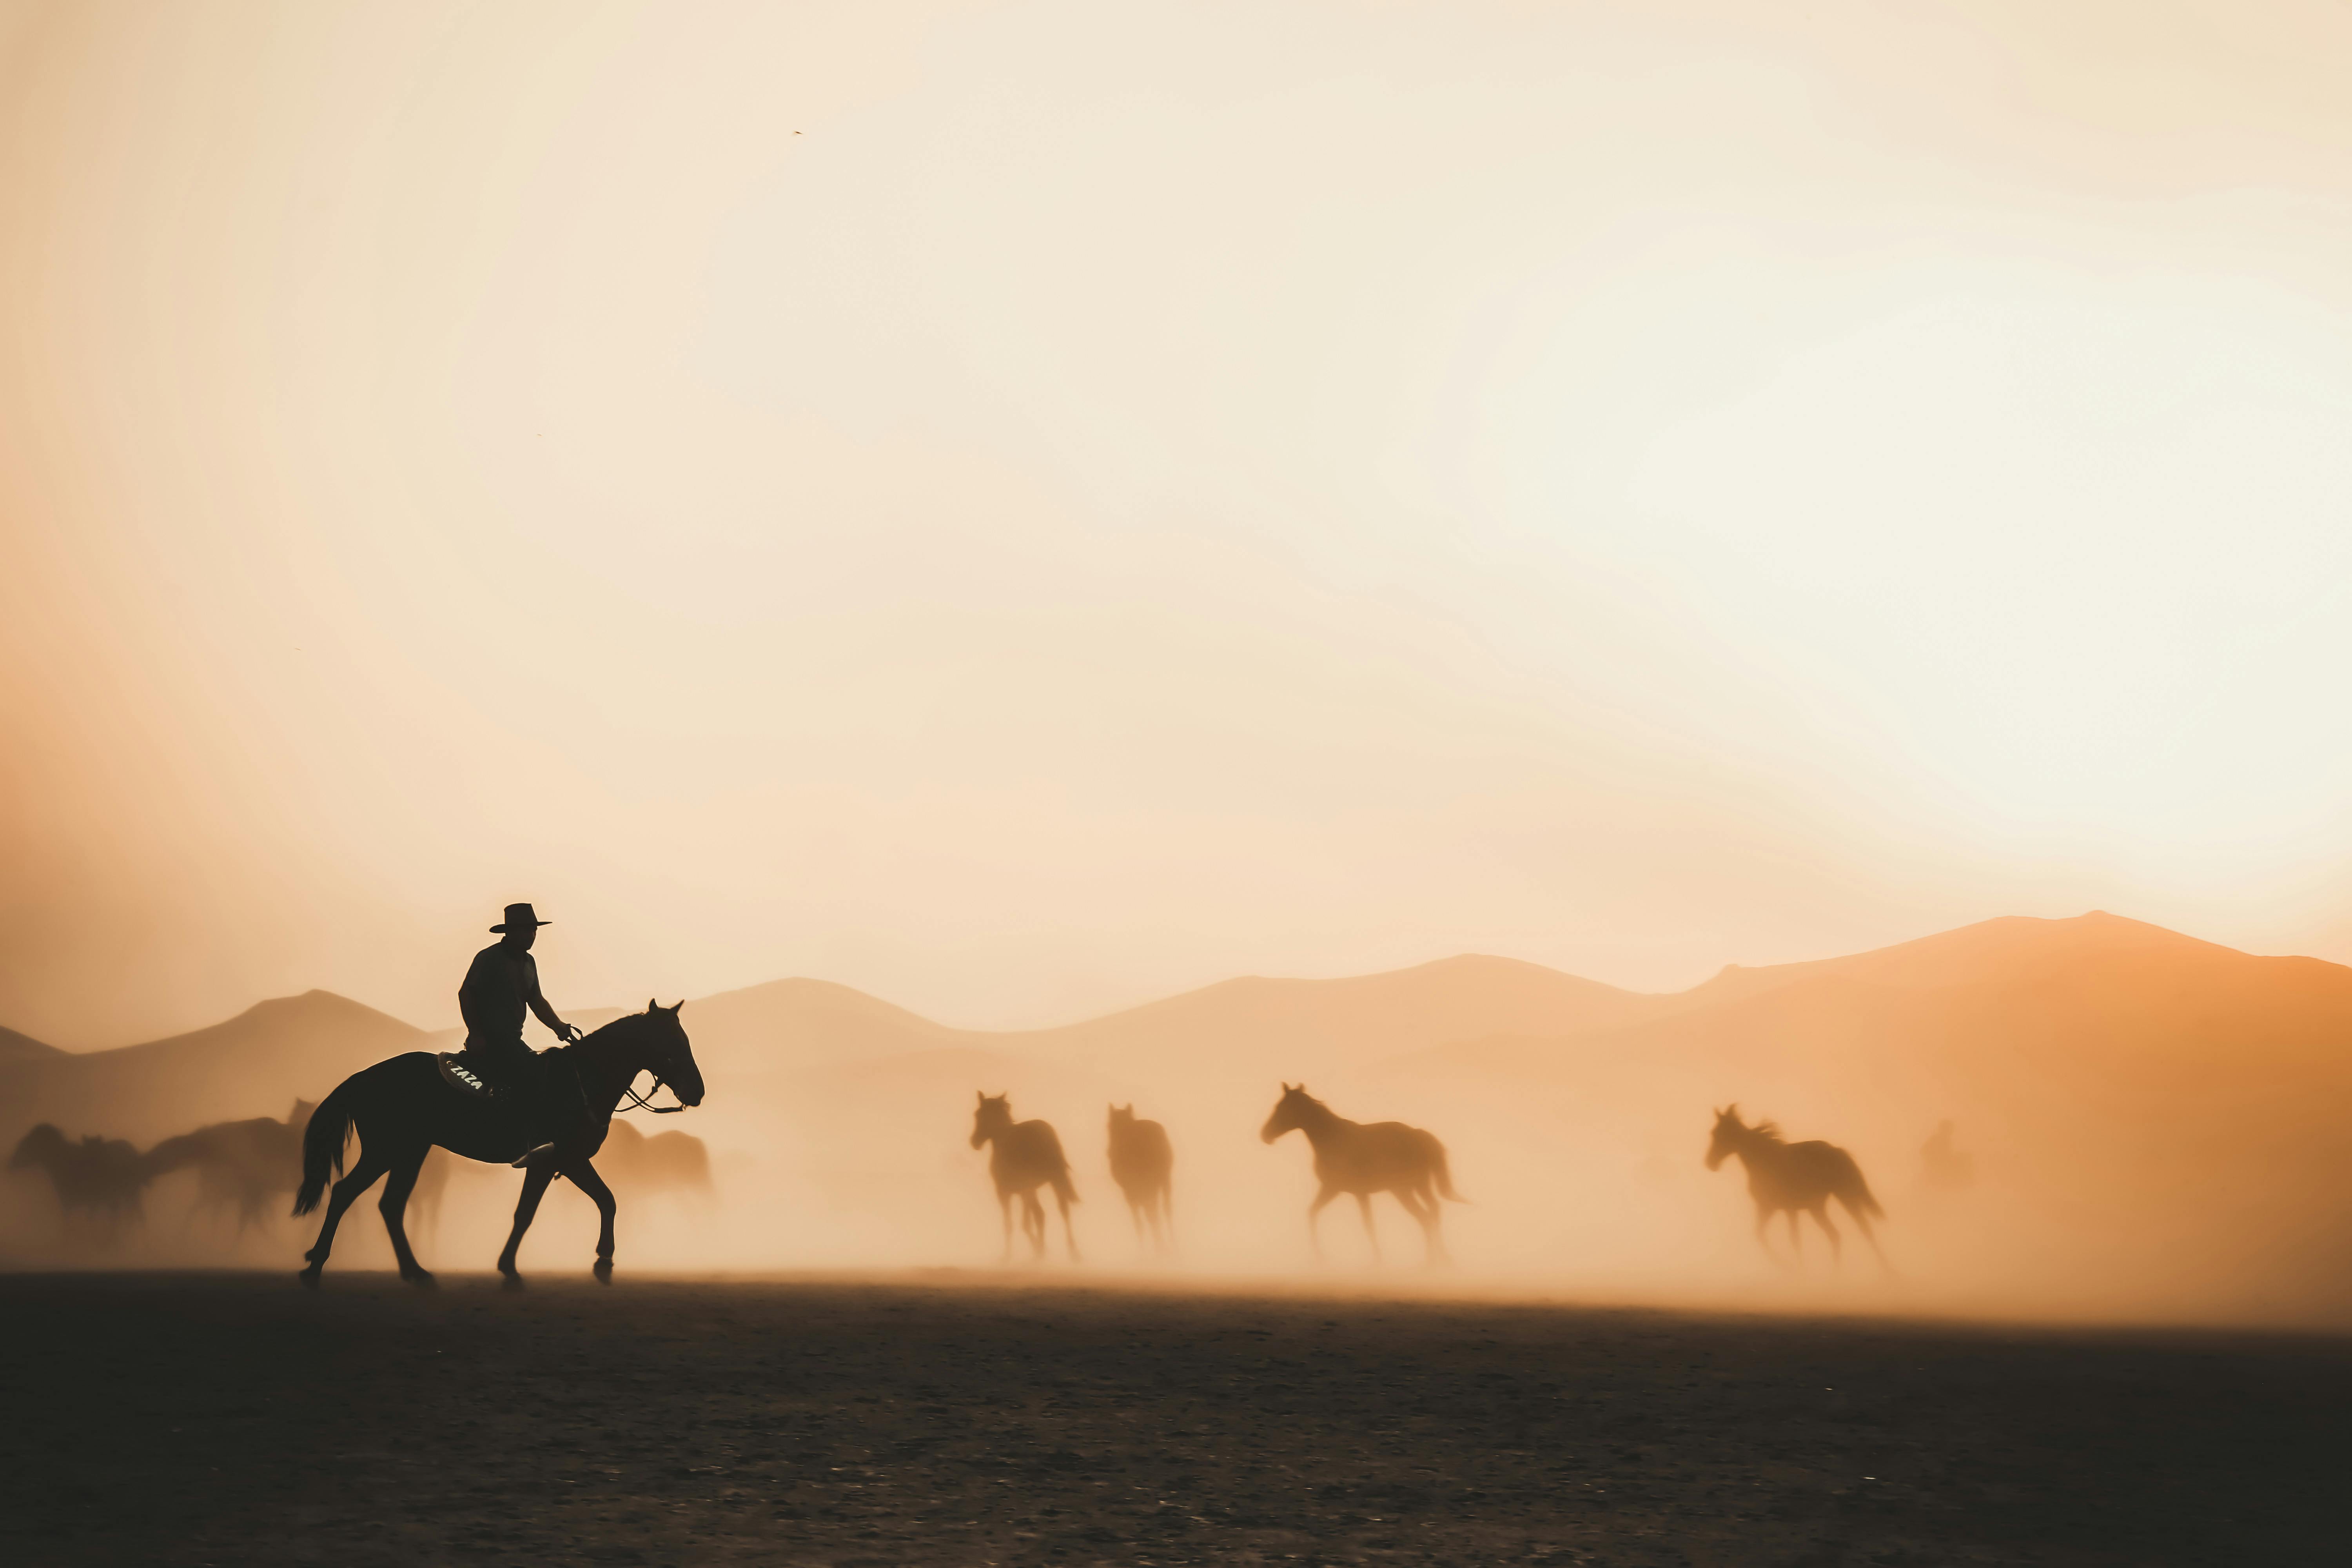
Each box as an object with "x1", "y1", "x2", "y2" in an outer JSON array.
[
  {"x1": 550, "y1": 1009, "x2": 659, "y2": 1060},
  {"x1": 1749, "y1": 1119, "x2": 1784, "y2": 1144}
]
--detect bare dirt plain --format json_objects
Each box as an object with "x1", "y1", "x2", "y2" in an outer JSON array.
[{"x1": 0, "y1": 1273, "x2": 2345, "y2": 1567}]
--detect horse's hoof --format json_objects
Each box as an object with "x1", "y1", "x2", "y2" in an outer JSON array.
[
  {"x1": 593, "y1": 1259, "x2": 613, "y2": 1285},
  {"x1": 297, "y1": 1267, "x2": 321, "y2": 1290},
  {"x1": 501, "y1": 1272, "x2": 526, "y2": 1292},
  {"x1": 404, "y1": 1269, "x2": 437, "y2": 1290}
]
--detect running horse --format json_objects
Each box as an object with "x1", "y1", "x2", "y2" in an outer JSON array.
[
  {"x1": 969, "y1": 1093, "x2": 1080, "y2": 1263},
  {"x1": 1105, "y1": 1103, "x2": 1174, "y2": 1256},
  {"x1": 293, "y1": 1002, "x2": 704, "y2": 1289},
  {"x1": 1259, "y1": 1083, "x2": 1463, "y2": 1265},
  {"x1": 1704, "y1": 1104, "x2": 1887, "y2": 1269}
]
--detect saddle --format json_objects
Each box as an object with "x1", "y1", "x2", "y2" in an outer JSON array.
[{"x1": 436, "y1": 1052, "x2": 499, "y2": 1102}]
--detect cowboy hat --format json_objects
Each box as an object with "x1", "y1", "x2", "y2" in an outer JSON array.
[{"x1": 490, "y1": 902, "x2": 552, "y2": 932}]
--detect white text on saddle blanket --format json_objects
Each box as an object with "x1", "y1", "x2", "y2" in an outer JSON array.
[{"x1": 436, "y1": 1053, "x2": 496, "y2": 1100}]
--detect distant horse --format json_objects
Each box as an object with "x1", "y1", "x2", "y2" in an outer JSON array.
[
  {"x1": 9, "y1": 1124, "x2": 151, "y2": 1240},
  {"x1": 1258, "y1": 1083, "x2": 1463, "y2": 1265},
  {"x1": 145, "y1": 1099, "x2": 315, "y2": 1235},
  {"x1": 1705, "y1": 1105, "x2": 1887, "y2": 1269},
  {"x1": 970, "y1": 1093, "x2": 1079, "y2": 1263},
  {"x1": 293, "y1": 1002, "x2": 704, "y2": 1289},
  {"x1": 1919, "y1": 1120, "x2": 1975, "y2": 1192},
  {"x1": 1106, "y1": 1104, "x2": 1173, "y2": 1255},
  {"x1": 597, "y1": 1118, "x2": 714, "y2": 1201}
]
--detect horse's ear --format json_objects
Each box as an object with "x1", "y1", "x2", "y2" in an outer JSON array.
[
  {"x1": 648, "y1": 996, "x2": 659, "y2": 1013},
  {"x1": 670, "y1": 1000, "x2": 685, "y2": 1014},
  {"x1": 976, "y1": 1090, "x2": 985, "y2": 1104}
]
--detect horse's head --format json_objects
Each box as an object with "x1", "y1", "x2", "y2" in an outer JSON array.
[
  {"x1": 971, "y1": 1092, "x2": 1013, "y2": 1149},
  {"x1": 289, "y1": 1098, "x2": 317, "y2": 1129},
  {"x1": 9, "y1": 1123, "x2": 65, "y2": 1172},
  {"x1": 1705, "y1": 1104, "x2": 1746, "y2": 1171},
  {"x1": 1260, "y1": 1083, "x2": 1314, "y2": 1145},
  {"x1": 638, "y1": 1000, "x2": 704, "y2": 1107}
]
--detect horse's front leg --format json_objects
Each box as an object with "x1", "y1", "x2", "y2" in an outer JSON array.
[
  {"x1": 996, "y1": 1187, "x2": 1016, "y2": 1264},
  {"x1": 566, "y1": 1158, "x2": 620, "y2": 1284},
  {"x1": 497, "y1": 1164, "x2": 556, "y2": 1289},
  {"x1": 1306, "y1": 1184, "x2": 1339, "y2": 1261},
  {"x1": 1355, "y1": 1191, "x2": 1382, "y2": 1264}
]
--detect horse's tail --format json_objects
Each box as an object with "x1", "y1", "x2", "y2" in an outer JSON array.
[
  {"x1": 291, "y1": 1080, "x2": 358, "y2": 1216},
  {"x1": 1428, "y1": 1135, "x2": 1468, "y2": 1203},
  {"x1": 1837, "y1": 1150, "x2": 1884, "y2": 1220},
  {"x1": 1051, "y1": 1159, "x2": 1079, "y2": 1207}
]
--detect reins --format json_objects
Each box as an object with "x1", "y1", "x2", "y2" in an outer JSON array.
[{"x1": 615, "y1": 1071, "x2": 688, "y2": 1115}]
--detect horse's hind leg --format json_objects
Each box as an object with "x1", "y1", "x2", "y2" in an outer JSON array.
[
  {"x1": 1053, "y1": 1186, "x2": 1080, "y2": 1265},
  {"x1": 1401, "y1": 1186, "x2": 1448, "y2": 1267},
  {"x1": 377, "y1": 1147, "x2": 435, "y2": 1288},
  {"x1": 565, "y1": 1159, "x2": 619, "y2": 1284},
  {"x1": 299, "y1": 1152, "x2": 390, "y2": 1287},
  {"x1": 1021, "y1": 1191, "x2": 1047, "y2": 1261},
  {"x1": 1844, "y1": 1200, "x2": 1893, "y2": 1275},
  {"x1": 495, "y1": 1164, "x2": 556, "y2": 1290}
]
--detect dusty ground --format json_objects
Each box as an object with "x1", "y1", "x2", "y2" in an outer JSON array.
[{"x1": 0, "y1": 1272, "x2": 2344, "y2": 1566}]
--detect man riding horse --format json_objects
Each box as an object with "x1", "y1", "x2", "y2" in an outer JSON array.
[{"x1": 459, "y1": 902, "x2": 586, "y2": 1167}]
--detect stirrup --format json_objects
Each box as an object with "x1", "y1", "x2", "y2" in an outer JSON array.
[{"x1": 510, "y1": 1142, "x2": 557, "y2": 1170}]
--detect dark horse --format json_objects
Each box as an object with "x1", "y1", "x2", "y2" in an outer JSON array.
[
  {"x1": 9, "y1": 1124, "x2": 151, "y2": 1240},
  {"x1": 1106, "y1": 1103, "x2": 1174, "y2": 1256},
  {"x1": 1705, "y1": 1104, "x2": 1887, "y2": 1269},
  {"x1": 1259, "y1": 1083, "x2": 1463, "y2": 1265},
  {"x1": 970, "y1": 1093, "x2": 1079, "y2": 1263},
  {"x1": 293, "y1": 1002, "x2": 704, "y2": 1289}
]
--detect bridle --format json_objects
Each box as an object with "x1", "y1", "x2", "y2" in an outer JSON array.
[{"x1": 612, "y1": 1023, "x2": 691, "y2": 1115}]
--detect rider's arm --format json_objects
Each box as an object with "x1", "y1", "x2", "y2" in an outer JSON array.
[{"x1": 520, "y1": 956, "x2": 578, "y2": 1041}]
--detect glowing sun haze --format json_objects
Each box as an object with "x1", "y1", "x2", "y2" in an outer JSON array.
[{"x1": 5, "y1": 0, "x2": 2351, "y2": 1046}]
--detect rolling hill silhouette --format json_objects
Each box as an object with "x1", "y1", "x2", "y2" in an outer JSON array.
[
  {"x1": 7, "y1": 912, "x2": 2348, "y2": 1320},
  {"x1": 0, "y1": 991, "x2": 437, "y2": 1149},
  {"x1": 0, "y1": 1024, "x2": 61, "y2": 1063}
]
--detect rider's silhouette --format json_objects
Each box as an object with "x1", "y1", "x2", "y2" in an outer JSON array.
[{"x1": 461, "y1": 902, "x2": 584, "y2": 1166}]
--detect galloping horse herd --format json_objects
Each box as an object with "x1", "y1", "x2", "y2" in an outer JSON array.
[{"x1": 10, "y1": 1002, "x2": 1894, "y2": 1284}]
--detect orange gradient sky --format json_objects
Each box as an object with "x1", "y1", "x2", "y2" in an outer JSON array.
[{"x1": 6, "y1": 0, "x2": 2352, "y2": 1047}]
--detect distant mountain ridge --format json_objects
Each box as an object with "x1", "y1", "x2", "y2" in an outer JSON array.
[{"x1": 0, "y1": 1023, "x2": 61, "y2": 1062}]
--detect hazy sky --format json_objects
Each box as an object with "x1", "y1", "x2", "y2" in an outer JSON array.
[{"x1": 6, "y1": 0, "x2": 2352, "y2": 1046}]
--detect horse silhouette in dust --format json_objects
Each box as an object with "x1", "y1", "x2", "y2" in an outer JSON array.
[
  {"x1": 597, "y1": 1118, "x2": 715, "y2": 1201},
  {"x1": 970, "y1": 1093, "x2": 1079, "y2": 1263},
  {"x1": 294, "y1": 1002, "x2": 704, "y2": 1289},
  {"x1": 145, "y1": 1099, "x2": 315, "y2": 1236},
  {"x1": 1106, "y1": 1104, "x2": 1173, "y2": 1256},
  {"x1": 1259, "y1": 1083, "x2": 1463, "y2": 1265},
  {"x1": 8, "y1": 1124, "x2": 151, "y2": 1241},
  {"x1": 1705, "y1": 1104, "x2": 1887, "y2": 1269}
]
